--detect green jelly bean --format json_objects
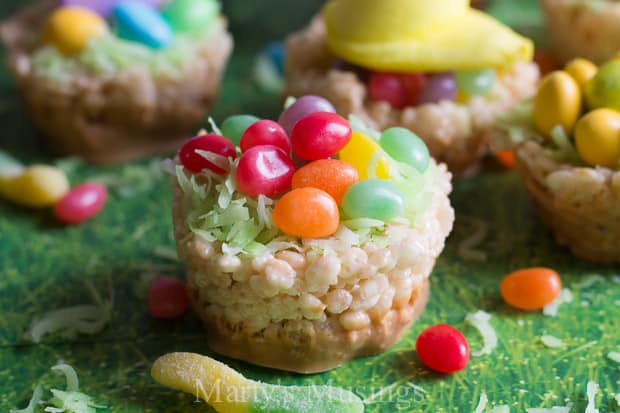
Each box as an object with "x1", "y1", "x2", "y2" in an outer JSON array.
[
  {"x1": 221, "y1": 114, "x2": 260, "y2": 146},
  {"x1": 162, "y1": 0, "x2": 220, "y2": 34},
  {"x1": 342, "y1": 179, "x2": 404, "y2": 221},
  {"x1": 379, "y1": 127, "x2": 429, "y2": 173},
  {"x1": 455, "y1": 68, "x2": 496, "y2": 96}
]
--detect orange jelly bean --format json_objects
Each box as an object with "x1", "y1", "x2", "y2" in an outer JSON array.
[
  {"x1": 291, "y1": 159, "x2": 359, "y2": 205},
  {"x1": 273, "y1": 188, "x2": 339, "y2": 238},
  {"x1": 500, "y1": 267, "x2": 562, "y2": 311}
]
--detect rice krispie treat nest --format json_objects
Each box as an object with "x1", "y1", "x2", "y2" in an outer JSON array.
[{"x1": 0, "y1": 1, "x2": 232, "y2": 164}]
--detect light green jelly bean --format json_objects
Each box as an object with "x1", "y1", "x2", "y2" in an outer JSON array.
[
  {"x1": 455, "y1": 68, "x2": 496, "y2": 95},
  {"x1": 379, "y1": 127, "x2": 429, "y2": 173},
  {"x1": 342, "y1": 179, "x2": 405, "y2": 221},
  {"x1": 221, "y1": 114, "x2": 260, "y2": 146},
  {"x1": 163, "y1": 0, "x2": 220, "y2": 34}
]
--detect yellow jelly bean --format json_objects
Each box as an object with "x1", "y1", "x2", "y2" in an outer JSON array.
[
  {"x1": 564, "y1": 58, "x2": 597, "y2": 90},
  {"x1": 43, "y1": 7, "x2": 108, "y2": 56},
  {"x1": 574, "y1": 108, "x2": 620, "y2": 168},
  {"x1": 533, "y1": 71, "x2": 582, "y2": 137},
  {"x1": 338, "y1": 131, "x2": 389, "y2": 179},
  {"x1": 0, "y1": 165, "x2": 70, "y2": 208}
]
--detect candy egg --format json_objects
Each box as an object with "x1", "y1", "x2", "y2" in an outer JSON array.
[
  {"x1": 273, "y1": 188, "x2": 339, "y2": 238},
  {"x1": 564, "y1": 58, "x2": 597, "y2": 90},
  {"x1": 235, "y1": 145, "x2": 295, "y2": 197},
  {"x1": 533, "y1": 71, "x2": 582, "y2": 137},
  {"x1": 162, "y1": 0, "x2": 220, "y2": 34},
  {"x1": 240, "y1": 120, "x2": 290, "y2": 154},
  {"x1": 54, "y1": 182, "x2": 107, "y2": 224},
  {"x1": 585, "y1": 60, "x2": 620, "y2": 112},
  {"x1": 0, "y1": 166, "x2": 69, "y2": 208},
  {"x1": 338, "y1": 131, "x2": 389, "y2": 179},
  {"x1": 574, "y1": 108, "x2": 620, "y2": 168},
  {"x1": 179, "y1": 134, "x2": 237, "y2": 174},
  {"x1": 379, "y1": 127, "x2": 429, "y2": 173},
  {"x1": 113, "y1": 1, "x2": 173, "y2": 49},
  {"x1": 291, "y1": 159, "x2": 359, "y2": 204},
  {"x1": 500, "y1": 267, "x2": 561, "y2": 311},
  {"x1": 221, "y1": 114, "x2": 260, "y2": 146},
  {"x1": 416, "y1": 324, "x2": 469, "y2": 374},
  {"x1": 278, "y1": 96, "x2": 336, "y2": 135},
  {"x1": 455, "y1": 68, "x2": 496, "y2": 96},
  {"x1": 290, "y1": 112, "x2": 352, "y2": 160},
  {"x1": 42, "y1": 7, "x2": 108, "y2": 55},
  {"x1": 342, "y1": 179, "x2": 404, "y2": 221}
]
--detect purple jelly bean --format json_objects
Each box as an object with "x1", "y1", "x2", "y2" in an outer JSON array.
[
  {"x1": 417, "y1": 72, "x2": 457, "y2": 105},
  {"x1": 278, "y1": 95, "x2": 337, "y2": 135},
  {"x1": 60, "y1": 0, "x2": 164, "y2": 17}
]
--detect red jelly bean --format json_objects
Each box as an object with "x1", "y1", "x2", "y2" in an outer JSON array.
[
  {"x1": 235, "y1": 145, "x2": 295, "y2": 197},
  {"x1": 148, "y1": 276, "x2": 189, "y2": 320},
  {"x1": 179, "y1": 134, "x2": 237, "y2": 174},
  {"x1": 401, "y1": 73, "x2": 427, "y2": 106},
  {"x1": 416, "y1": 324, "x2": 470, "y2": 373},
  {"x1": 369, "y1": 72, "x2": 409, "y2": 109},
  {"x1": 290, "y1": 112, "x2": 352, "y2": 161},
  {"x1": 54, "y1": 182, "x2": 107, "y2": 224},
  {"x1": 240, "y1": 119, "x2": 291, "y2": 154}
]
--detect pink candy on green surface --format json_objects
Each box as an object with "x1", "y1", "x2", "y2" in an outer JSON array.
[{"x1": 54, "y1": 182, "x2": 107, "y2": 224}]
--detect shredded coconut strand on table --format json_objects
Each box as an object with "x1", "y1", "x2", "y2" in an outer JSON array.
[
  {"x1": 573, "y1": 274, "x2": 606, "y2": 289},
  {"x1": 543, "y1": 288, "x2": 573, "y2": 317},
  {"x1": 465, "y1": 310, "x2": 497, "y2": 357},
  {"x1": 540, "y1": 335, "x2": 564, "y2": 348},
  {"x1": 526, "y1": 407, "x2": 571, "y2": 413},
  {"x1": 607, "y1": 351, "x2": 620, "y2": 363},
  {"x1": 585, "y1": 381, "x2": 600, "y2": 413}
]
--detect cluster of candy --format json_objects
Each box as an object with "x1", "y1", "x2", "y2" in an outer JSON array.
[
  {"x1": 533, "y1": 57, "x2": 620, "y2": 168},
  {"x1": 44, "y1": 0, "x2": 219, "y2": 55},
  {"x1": 179, "y1": 95, "x2": 431, "y2": 239}
]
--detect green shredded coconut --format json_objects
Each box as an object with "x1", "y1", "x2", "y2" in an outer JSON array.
[
  {"x1": 495, "y1": 99, "x2": 536, "y2": 144},
  {"x1": 10, "y1": 384, "x2": 43, "y2": 413},
  {"x1": 92, "y1": 159, "x2": 164, "y2": 198},
  {"x1": 545, "y1": 126, "x2": 582, "y2": 164}
]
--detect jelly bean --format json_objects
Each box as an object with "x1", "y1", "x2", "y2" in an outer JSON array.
[
  {"x1": 416, "y1": 324, "x2": 469, "y2": 374},
  {"x1": 417, "y1": 72, "x2": 457, "y2": 105},
  {"x1": 235, "y1": 145, "x2": 295, "y2": 197},
  {"x1": 0, "y1": 166, "x2": 69, "y2": 208},
  {"x1": 533, "y1": 71, "x2": 581, "y2": 137},
  {"x1": 162, "y1": 0, "x2": 219, "y2": 34},
  {"x1": 564, "y1": 58, "x2": 597, "y2": 90},
  {"x1": 273, "y1": 188, "x2": 339, "y2": 238},
  {"x1": 54, "y1": 182, "x2": 107, "y2": 224},
  {"x1": 240, "y1": 119, "x2": 290, "y2": 154},
  {"x1": 379, "y1": 127, "x2": 429, "y2": 173},
  {"x1": 534, "y1": 49, "x2": 559, "y2": 76},
  {"x1": 148, "y1": 276, "x2": 189, "y2": 320},
  {"x1": 574, "y1": 108, "x2": 620, "y2": 168},
  {"x1": 43, "y1": 7, "x2": 108, "y2": 55},
  {"x1": 585, "y1": 60, "x2": 620, "y2": 112},
  {"x1": 113, "y1": 1, "x2": 173, "y2": 49},
  {"x1": 264, "y1": 41, "x2": 285, "y2": 75},
  {"x1": 342, "y1": 179, "x2": 404, "y2": 221},
  {"x1": 368, "y1": 72, "x2": 409, "y2": 109},
  {"x1": 61, "y1": 0, "x2": 164, "y2": 18},
  {"x1": 400, "y1": 73, "x2": 427, "y2": 105},
  {"x1": 278, "y1": 95, "x2": 336, "y2": 135},
  {"x1": 338, "y1": 131, "x2": 389, "y2": 179},
  {"x1": 291, "y1": 112, "x2": 352, "y2": 160},
  {"x1": 179, "y1": 134, "x2": 236, "y2": 174},
  {"x1": 221, "y1": 114, "x2": 260, "y2": 146},
  {"x1": 455, "y1": 69, "x2": 496, "y2": 96},
  {"x1": 291, "y1": 159, "x2": 358, "y2": 204},
  {"x1": 495, "y1": 150, "x2": 515, "y2": 169},
  {"x1": 500, "y1": 267, "x2": 562, "y2": 311},
  {"x1": 152, "y1": 353, "x2": 365, "y2": 412}
]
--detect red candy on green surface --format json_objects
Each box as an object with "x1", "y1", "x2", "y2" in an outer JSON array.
[
  {"x1": 54, "y1": 182, "x2": 107, "y2": 224},
  {"x1": 235, "y1": 145, "x2": 295, "y2": 197},
  {"x1": 240, "y1": 119, "x2": 291, "y2": 154},
  {"x1": 148, "y1": 276, "x2": 189, "y2": 320},
  {"x1": 273, "y1": 187, "x2": 339, "y2": 238},
  {"x1": 401, "y1": 73, "x2": 427, "y2": 106},
  {"x1": 179, "y1": 134, "x2": 236, "y2": 174},
  {"x1": 291, "y1": 159, "x2": 358, "y2": 205},
  {"x1": 416, "y1": 324, "x2": 470, "y2": 374},
  {"x1": 290, "y1": 112, "x2": 352, "y2": 161},
  {"x1": 369, "y1": 72, "x2": 409, "y2": 109}
]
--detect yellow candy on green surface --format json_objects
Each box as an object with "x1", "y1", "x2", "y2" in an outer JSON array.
[
  {"x1": 564, "y1": 58, "x2": 598, "y2": 90},
  {"x1": 338, "y1": 131, "x2": 389, "y2": 180},
  {"x1": 0, "y1": 165, "x2": 69, "y2": 208},
  {"x1": 324, "y1": 0, "x2": 533, "y2": 72},
  {"x1": 533, "y1": 71, "x2": 582, "y2": 137},
  {"x1": 574, "y1": 108, "x2": 620, "y2": 168},
  {"x1": 43, "y1": 7, "x2": 108, "y2": 55},
  {"x1": 585, "y1": 60, "x2": 620, "y2": 112}
]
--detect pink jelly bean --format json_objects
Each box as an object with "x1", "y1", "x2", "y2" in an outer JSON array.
[
  {"x1": 54, "y1": 182, "x2": 107, "y2": 224},
  {"x1": 148, "y1": 276, "x2": 189, "y2": 320},
  {"x1": 235, "y1": 145, "x2": 295, "y2": 197}
]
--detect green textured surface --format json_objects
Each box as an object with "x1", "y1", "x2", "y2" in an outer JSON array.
[{"x1": 1, "y1": 1, "x2": 620, "y2": 412}]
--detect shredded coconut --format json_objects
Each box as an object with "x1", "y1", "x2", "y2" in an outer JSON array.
[
  {"x1": 540, "y1": 335, "x2": 564, "y2": 348},
  {"x1": 585, "y1": 381, "x2": 600, "y2": 413},
  {"x1": 465, "y1": 310, "x2": 497, "y2": 357},
  {"x1": 543, "y1": 288, "x2": 573, "y2": 317}
]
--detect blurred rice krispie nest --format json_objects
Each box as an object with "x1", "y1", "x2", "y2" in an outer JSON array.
[
  {"x1": 0, "y1": 2, "x2": 232, "y2": 164},
  {"x1": 284, "y1": 18, "x2": 539, "y2": 176},
  {"x1": 542, "y1": 0, "x2": 620, "y2": 64},
  {"x1": 172, "y1": 159, "x2": 454, "y2": 373}
]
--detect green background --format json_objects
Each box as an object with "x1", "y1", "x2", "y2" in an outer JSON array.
[{"x1": 1, "y1": 1, "x2": 620, "y2": 412}]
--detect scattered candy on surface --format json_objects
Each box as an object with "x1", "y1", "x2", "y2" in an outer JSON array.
[
  {"x1": 379, "y1": 127, "x2": 429, "y2": 173},
  {"x1": 564, "y1": 58, "x2": 597, "y2": 90},
  {"x1": 54, "y1": 182, "x2": 107, "y2": 224},
  {"x1": 148, "y1": 276, "x2": 189, "y2": 320},
  {"x1": 291, "y1": 159, "x2": 358, "y2": 204},
  {"x1": 455, "y1": 68, "x2": 496, "y2": 96},
  {"x1": 221, "y1": 114, "x2": 260, "y2": 146},
  {"x1": 162, "y1": 0, "x2": 219, "y2": 34},
  {"x1": 273, "y1": 187, "x2": 339, "y2": 238},
  {"x1": 152, "y1": 352, "x2": 365, "y2": 413},
  {"x1": 179, "y1": 134, "x2": 237, "y2": 174},
  {"x1": 574, "y1": 108, "x2": 620, "y2": 168},
  {"x1": 0, "y1": 165, "x2": 69, "y2": 208},
  {"x1": 533, "y1": 71, "x2": 581, "y2": 137},
  {"x1": 338, "y1": 131, "x2": 389, "y2": 180},
  {"x1": 417, "y1": 72, "x2": 457, "y2": 105},
  {"x1": 416, "y1": 324, "x2": 469, "y2": 374},
  {"x1": 240, "y1": 119, "x2": 291, "y2": 154},
  {"x1": 585, "y1": 59, "x2": 620, "y2": 112},
  {"x1": 368, "y1": 72, "x2": 409, "y2": 109},
  {"x1": 235, "y1": 145, "x2": 295, "y2": 197},
  {"x1": 278, "y1": 95, "x2": 336, "y2": 135},
  {"x1": 291, "y1": 112, "x2": 352, "y2": 161},
  {"x1": 342, "y1": 179, "x2": 404, "y2": 221},
  {"x1": 43, "y1": 6, "x2": 108, "y2": 55},
  {"x1": 500, "y1": 267, "x2": 562, "y2": 311},
  {"x1": 113, "y1": 1, "x2": 173, "y2": 49}
]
